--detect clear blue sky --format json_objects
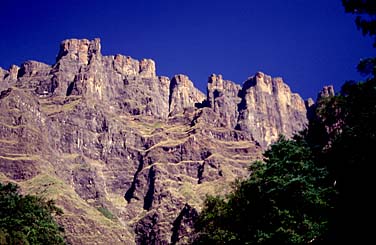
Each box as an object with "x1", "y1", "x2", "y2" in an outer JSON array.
[{"x1": 0, "y1": 0, "x2": 375, "y2": 99}]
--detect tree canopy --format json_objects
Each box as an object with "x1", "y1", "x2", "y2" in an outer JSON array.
[
  {"x1": 193, "y1": 2, "x2": 376, "y2": 243},
  {"x1": 0, "y1": 182, "x2": 65, "y2": 244},
  {"x1": 343, "y1": 0, "x2": 376, "y2": 46},
  {"x1": 343, "y1": 0, "x2": 376, "y2": 77},
  {"x1": 193, "y1": 137, "x2": 335, "y2": 244},
  {"x1": 194, "y1": 78, "x2": 376, "y2": 244}
]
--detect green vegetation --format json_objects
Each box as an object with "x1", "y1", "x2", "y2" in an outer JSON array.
[
  {"x1": 19, "y1": 173, "x2": 134, "y2": 243},
  {"x1": 97, "y1": 207, "x2": 115, "y2": 220},
  {"x1": 304, "y1": 62, "x2": 376, "y2": 243},
  {"x1": 193, "y1": 1, "x2": 376, "y2": 243},
  {"x1": 193, "y1": 137, "x2": 335, "y2": 244},
  {"x1": 194, "y1": 76, "x2": 376, "y2": 243},
  {"x1": 343, "y1": 0, "x2": 376, "y2": 47},
  {"x1": 39, "y1": 95, "x2": 81, "y2": 116},
  {"x1": 0, "y1": 182, "x2": 65, "y2": 244},
  {"x1": 343, "y1": 0, "x2": 376, "y2": 77}
]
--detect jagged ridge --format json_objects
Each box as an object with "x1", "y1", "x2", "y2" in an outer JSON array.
[{"x1": 0, "y1": 38, "x2": 308, "y2": 244}]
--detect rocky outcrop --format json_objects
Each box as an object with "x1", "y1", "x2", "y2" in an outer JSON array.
[
  {"x1": 0, "y1": 67, "x2": 6, "y2": 79},
  {"x1": 237, "y1": 72, "x2": 307, "y2": 147},
  {"x1": 206, "y1": 74, "x2": 241, "y2": 128},
  {"x1": 318, "y1": 85, "x2": 335, "y2": 99},
  {"x1": 139, "y1": 59, "x2": 156, "y2": 78},
  {"x1": 171, "y1": 204, "x2": 198, "y2": 244},
  {"x1": 169, "y1": 74, "x2": 205, "y2": 115},
  {"x1": 0, "y1": 38, "x2": 308, "y2": 244},
  {"x1": 112, "y1": 55, "x2": 156, "y2": 78},
  {"x1": 204, "y1": 72, "x2": 308, "y2": 147},
  {"x1": 15, "y1": 61, "x2": 55, "y2": 96},
  {"x1": 0, "y1": 68, "x2": 9, "y2": 91},
  {"x1": 306, "y1": 85, "x2": 337, "y2": 127},
  {"x1": 9, "y1": 65, "x2": 19, "y2": 80},
  {"x1": 56, "y1": 38, "x2": 101, "y2": 65},
  {"x1": 0, "y1": 65, "x2": 19, "y2": 91},
  {"x1": 18, "y1": 60, "x2": 51, "y2": 77},
  {"x1": 51, "y1": 38, "x2": 102, "y2": 97}
]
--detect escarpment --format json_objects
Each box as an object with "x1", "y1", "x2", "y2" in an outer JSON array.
[{"x1": 0, "y1": 38, "x2": 308, "y2": 244}]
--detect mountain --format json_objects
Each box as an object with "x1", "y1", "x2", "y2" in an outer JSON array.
[{"x1": 0, "y1": 38, "x2": 307, "y2": 244}]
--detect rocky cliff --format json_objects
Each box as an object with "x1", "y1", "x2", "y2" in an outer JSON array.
[{"x1": 0, "y1": 38, "x2": 307, "y2": 244}]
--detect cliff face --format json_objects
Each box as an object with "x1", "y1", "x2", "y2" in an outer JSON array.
[
  {"x1": 169, "y1": 74, "x2": 205, "y2": 115},
  {"x1": 0, "y1": 38, "x2": 307, "y2": 244},
  {"x1": 206, "y1": 74, "x2": 242, "y2": 129},
  {"x1": 237, "y1": 72, "x2": 307, "y2": 147},
  {"x1": 205, "y1": 72, "x2": 307, "y2": 147}
]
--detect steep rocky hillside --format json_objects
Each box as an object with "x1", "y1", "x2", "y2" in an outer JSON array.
[{"x1": 0, "y1": 38, "x2": 307, "y2": 244}]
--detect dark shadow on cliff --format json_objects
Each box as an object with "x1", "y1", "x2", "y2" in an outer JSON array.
[
  {"x1": 171, "y1": 204, "x2": 198, "y2": 245},
  {"x1": 124, "y1": 155, "x2": 144, "y2": 202},
  {"x1": 143, "y1": 166, "x2": 156, "y2": 210}
]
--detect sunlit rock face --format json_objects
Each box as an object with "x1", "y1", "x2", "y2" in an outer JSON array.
[
  {"x1": 206, "y1": 71, "x2": 308, "y2": 147},
  {"x1": 236, "y1": 72, "x2": 307, "y2": 147},
  {"x1": 0, "y1": 38, "x2": 308, "y2": 244},
  {"x1": 206, "y1": 74, "x2": 242, "y2": 128},
  {"x1": 169, "y1": 74, "x2": 205, "y2": 115},
  {"x1": 318, "y1": 85, "x2": 335, "y2": 99}
]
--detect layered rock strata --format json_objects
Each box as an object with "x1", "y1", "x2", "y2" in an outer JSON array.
[{"x1": 0, "y1": 38, "x2": 307, "y2": 244}]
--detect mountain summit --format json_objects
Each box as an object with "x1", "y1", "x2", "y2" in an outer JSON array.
[{"x1": 0, "y1": 38, "x2": 307, "y2": 244}]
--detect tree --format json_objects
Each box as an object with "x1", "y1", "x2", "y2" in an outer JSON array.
[
  {"x1": 194, "y1": 1, "x2": 376, "y2": 244},
  {"x1": 343, "y1": 0, "x2": 376, "y2": 46},
  {"x1": 343, "y1": 0, "x2": 376, "y2": 76},
  {"x1": 303, "y1": 2, "x2": 376, "y2": 242},
  {"x1": 0, "y1": 182, "x2": 65, "y2": 244},
  {"x1": 193, "y1": 137, "x2": 335, "y2": 244},
  {"x1": 310, "y1": 79, "x2": 376, "y2": 243}
]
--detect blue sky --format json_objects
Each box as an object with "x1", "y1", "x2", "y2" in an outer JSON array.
[{"x1": 0, "y1": 0, "x2": 375, "y2": 99}]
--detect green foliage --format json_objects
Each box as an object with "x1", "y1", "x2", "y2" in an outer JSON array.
[
  {"x1": 305, "y1": 4, "x2": 376, "y2": 236},
  {"x1": 312, "y1": 78, "x2": 376, "y2": 243},
  {"x1": 357, "y1": 57, "x2": 376, "y2": 76},
  {"x1": 0, "y1": 182, "x2": 65, "y2": 244},
  {"x1": 97, "y1": 207, "x2": 115, "y2": 220},
  {"x1": 342, "y1": 0, "x2": 376, "y2": 47},
  {"x1": 194, "y1": 137, "x2": 334, "y2": 244},
  {"x1": 343, "y1": 0, "x2": 376, "y2": 79},
  {"x1": 335, "y1": 3, "x2": 376, "y2": 242},
  {"x1": 195, "y1": 2, "x2": 376, "y2": 244}
]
